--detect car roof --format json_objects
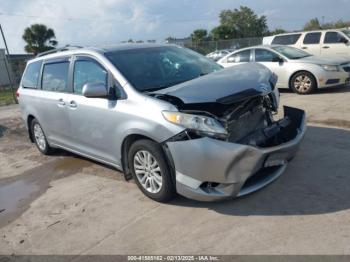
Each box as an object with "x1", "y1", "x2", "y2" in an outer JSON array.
[
  {"x1": 230, "y1": 45, "x2": 281, "y2": 52},
  {"x1": 28, "y1": 43, "x2": 173, "y2": 63},
  {"x1": 267, "y1": 29, "x2": 347, "y2": 37}
]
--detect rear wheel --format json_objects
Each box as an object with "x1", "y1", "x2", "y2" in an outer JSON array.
[
  {"x1": 31, "y1": 119, "x2": 54, "y2": 155},
  {"x1": 290, "y1": 71, "x2": 317, "y2": 94},
  {"x1": 128, "y1": 139, "x2": 176, "y2": 202}
]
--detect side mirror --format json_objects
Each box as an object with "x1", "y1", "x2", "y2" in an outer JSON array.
[
  {"x1": 82, "y1": 82, "x2": 108, "y2": 98},
  {"x1": 342, "y1": 38, "x2": 349, "y2": 44},
  {"x1": 272, "y1": 56, "x2": 284, "y2": 63}
]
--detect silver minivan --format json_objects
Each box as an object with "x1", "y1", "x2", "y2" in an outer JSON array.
[{"x1": 18, "y1": 44, "x2": 306, "y2": 202}]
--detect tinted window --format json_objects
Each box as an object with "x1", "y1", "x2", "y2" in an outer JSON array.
[
  {"x1": 106, "y1": 46, "x2": 221, "y2": 92},
  {"x1": 324, "y1": 32, "x2": 347, "y2": 44},
  {"x1": 73, "y1": 60, "x2": 107, "y2": 94},
  {"x1": 42, "y1": 62, "x2": 70, "y2": 92},
  {"x1": 227, "y1": 50, "x2": 251, "y2": 63},
  {"x1": 272, "y1": 34, "x2": 301, "y2": 45},
  {"x1": 255, "y1": 49, "x2": 279, "y2": 62},
  {"x1": 303, "y1": 32, "x2": 321, "y2": 44},
  {"x1": 22, "y1": 61, "x2": 42, "y2": 89},
  {"x1": 342, "y1": 30, "x2": 350, "y2": 38}
]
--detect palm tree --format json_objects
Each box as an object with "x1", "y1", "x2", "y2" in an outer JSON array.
[{"x1": 22, "y1": 24, "x2": 58, "y2": 55}]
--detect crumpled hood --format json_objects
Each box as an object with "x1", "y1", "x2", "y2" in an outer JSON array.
[{"x1": 152, "y1": 63, "x2": 275, "y2": 104}]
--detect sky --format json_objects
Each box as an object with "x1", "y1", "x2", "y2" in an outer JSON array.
[{"x1": 0, "y1": 0, "x2": 350, "y2": 53}]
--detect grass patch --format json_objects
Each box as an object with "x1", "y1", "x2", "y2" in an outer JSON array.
[{"x1": 0, "y1": 89, "x2": 16, "y2": 106}]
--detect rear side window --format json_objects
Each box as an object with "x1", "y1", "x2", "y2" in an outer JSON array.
[
  {"x1": 272, "y1": 34, "x2": 301, "y2": 45},
  {"x1": 303, "y1": 32, "x2": 321, "y2": 44},
  {"x1": 73, "y1": 60, "x2": 107, "y2": 94},
  {"x1": 324, "y1": 32, "x2": 347, "y2": 44},
  {"x1": 42, "y1": 62, "x2": 70, "y2": 92},
  {"x1": 21, "y1": 61, "x2": 42, "y2": 89},
  {"x1": 227, "y1": 50, "x2": 251, "y2": 63}
]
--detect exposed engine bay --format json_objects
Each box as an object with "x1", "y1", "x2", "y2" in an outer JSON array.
[{"x1": 151, "y1": 90, "x2": 302, "y2": 148}]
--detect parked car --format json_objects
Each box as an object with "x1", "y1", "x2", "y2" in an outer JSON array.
[
  {"x1": 218, "y1": 45, "x2": 350, "y2": 94},
  {"x1": 18, "y1": 44, "x2": 305, "y2": 202},
  {"x1": 263, "y1": 29, "x2": 350, "y2": 57},
  {"x1": 206, "y1": 49, "x2": 232, "y2": 61}
]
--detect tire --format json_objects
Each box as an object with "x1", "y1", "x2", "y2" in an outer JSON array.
[
  {"x1": 290, "y1": 71, "x2": 317, "y2": 94},
  {"x1": 128, "y1": 139, "x2": 176, "y2": 202},
  {"x1": 30, "y1": 119, "x2": 54, "y2": 155}
]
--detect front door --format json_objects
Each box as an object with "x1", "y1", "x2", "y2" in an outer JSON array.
[
  {"x1": 254, "y1": 48, "x2": 288, "y2": 88},
  {"x1": 66, "y1": 56, "x2": 119, "y2": 164}
]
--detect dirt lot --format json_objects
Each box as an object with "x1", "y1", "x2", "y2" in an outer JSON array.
[{"x1": 0, "y1": 87, "x2": 350, "y2": 255}]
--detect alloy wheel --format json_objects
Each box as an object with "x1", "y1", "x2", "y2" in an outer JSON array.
[
  {"x1": 33, "y1": 123, "x2": 46, "y2": 151},
  {"x1": 133, "y1": 150, "x2": 163, "y2": 194},
  {"x1": 294, "y1": 75, "x2": 312, "y2": 93}
]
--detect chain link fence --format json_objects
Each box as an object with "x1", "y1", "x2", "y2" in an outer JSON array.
[
  {"x1": 0, "y1": 49, "x2": 32, "y2": 106},
  {"x1": 169, "y1": 37, "x2": 263, "y2": 55}
]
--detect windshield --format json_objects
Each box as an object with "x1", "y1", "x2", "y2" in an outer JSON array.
[
  {"x1": 342, "y1": 30, "x2": 350, "y2": 38},
  {"x1": 106, "y1": 46, "x2": 222, "y2": 92},
  {"x1": 272, "y1": 46, "x2": 312, "y2": 59}
]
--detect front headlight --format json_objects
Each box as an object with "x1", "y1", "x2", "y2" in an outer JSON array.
[
  {"x1": 320, "y1": 64, "x2": 340, "y2": 72},
  {"x1": 162, "y1": 111, "x2": 227, "y2": 138}
]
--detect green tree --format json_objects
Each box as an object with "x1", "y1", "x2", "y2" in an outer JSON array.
[
  {"x1": 323, "y1": 20, "x2": 350, "y2": 29},
  {"x1": 269, "y1": 28, "x2": 287, "y2": 35},
  {"x1": 165, "y1": 36, "x2": 176, "y2": 42},
  {"x1": 22, "y1": 24, "x2": 58, "y2": 55},
  {"x1": 303, "y1": 18, "x2": 322, "y2": 31},
  {"x1": 190, "y1": 29, "x2": 208, "y2": 42},
  {"x1": 210, "y1": 25, "x2": 237, "y2": 40},
  {"x1": 218, "y1": 6, "x2": 269, "y2": 38}
]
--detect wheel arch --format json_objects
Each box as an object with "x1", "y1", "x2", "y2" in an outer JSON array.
[
  {"x1": 121, "y1": 134, "x2": 158, "y2": 180},
  {"x1": 288, "y1": 70, "x2": 318, "y2": 90},
  {"x1": 120, "y1": 133, "x2": 176, "y2": 185},
  {"x1": 27, "y1": 114, "x2": 36, "y2": 142}
]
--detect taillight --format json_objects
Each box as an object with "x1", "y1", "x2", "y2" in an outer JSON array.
[{"x1": 16, "y1": 90, "x2": 19, "y2": 98}]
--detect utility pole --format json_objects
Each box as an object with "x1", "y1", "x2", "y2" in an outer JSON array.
[{"x1": 0, "y1": 24, "x2": 17, "y2": 104}]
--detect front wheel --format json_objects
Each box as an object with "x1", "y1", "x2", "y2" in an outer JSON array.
[
  {"x1": 290, "y1": 71, "x2": 317, "y2": 94},
  {"x1": 128, "y1": 139, "x2": 176, "y2": 202}
]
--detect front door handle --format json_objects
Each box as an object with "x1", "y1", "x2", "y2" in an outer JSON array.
[
  {"x1": 301, "y1": 46, "x2": 308, "y2": 49},
  {"x1": 69, "y1": 100, "x2": 77, "y2": 109},
  {"x1": 57, "y1": 98, "x2": 65, "y2": 107},
  {"x1": 322, "y1": 46, "x2": 330, "y2": 49}
]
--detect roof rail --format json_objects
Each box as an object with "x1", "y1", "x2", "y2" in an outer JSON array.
[{"x1": 36, "y1": 45, "x2": 83, "y2": 58}]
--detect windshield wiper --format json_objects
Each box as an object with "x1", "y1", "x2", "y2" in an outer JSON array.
[{"x1": 142, "y1": 86, "x2": 169, "y2": 93}]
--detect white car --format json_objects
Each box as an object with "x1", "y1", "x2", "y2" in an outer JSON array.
[
  {"x1": 206, "y1": 50, "x2": 231, "y2": 61},
  {"x1": 218, "y1": 45, "x2": 350, "y2": 94},
  {"x1": 263, "y1": 29, "x2": 350, "y2": 57}
]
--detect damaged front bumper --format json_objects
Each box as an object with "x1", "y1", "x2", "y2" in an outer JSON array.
[{"x1": 165, "y1": 106, "x2": 306, "y2": 201}]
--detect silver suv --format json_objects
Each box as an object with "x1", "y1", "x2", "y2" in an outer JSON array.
[{"x1": 18, "y1": 44, "x2": 306, "y2": 202}]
